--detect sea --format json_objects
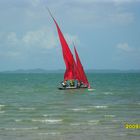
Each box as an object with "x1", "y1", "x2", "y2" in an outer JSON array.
[{"x1": 0, "y1": 73, "x2": 140, "y2": 140}]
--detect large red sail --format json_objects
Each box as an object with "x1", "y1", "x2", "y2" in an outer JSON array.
[
  {"x1": 49, "y1": 11, "x2": 75, "y2": 80},
  {"x1": 74, "y1": 46, "x2": 90, "y2": 87}
]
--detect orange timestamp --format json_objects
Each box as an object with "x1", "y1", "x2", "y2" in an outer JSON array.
[{"x1": 125, "y1": 124, "x2": 140, "y2": 129}]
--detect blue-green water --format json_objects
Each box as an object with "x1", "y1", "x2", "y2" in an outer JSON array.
[{"x1": 0, "y1": 73, "x2": 140, "y2": 140}]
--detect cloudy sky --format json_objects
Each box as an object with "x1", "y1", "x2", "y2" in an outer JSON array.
[{"x1": 0, "y1": 0, "x2": 140, "y2": 71}]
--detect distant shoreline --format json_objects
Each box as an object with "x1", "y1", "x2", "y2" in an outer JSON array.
[{"x1": 0, "y1": 69, "x2": 140, "y2": 74}]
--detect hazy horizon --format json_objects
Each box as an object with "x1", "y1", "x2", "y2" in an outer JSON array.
[{"x1": 1, "y1": 68, "x2": 140, "y2": 73}]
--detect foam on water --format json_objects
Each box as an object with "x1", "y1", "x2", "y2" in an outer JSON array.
[
  {"x1": 2, "y1": 127, "x2": 38, "y2": 131},
  {"x1": 70, "y1": 123, "x2": 81, "y2": 126},
  {"x1": 0, "y1": 104, "x2": 5, "y2": 107},
  {"x1": 42, "y1": 114, "x2": 49, "y2": 117},
  {"x1": 89, "y1": 105, "x2": 108, "y2": 109},
  {"x1": 0, "y1": 111, "x2": 5, "y2": 113},
  {"x1": 31, "y1": 119, "x2": 63, "y2": 124},
  {"x1": 70, "y1": 108, "x2": 88, "y2": 111},
  {"x1": 111, "y1": 119, "x2": 121, "y2": 123},
  {"x1": 103, "y1": 92, "x2": 113, "y2": 95},
  {"x1": 19, "y1": 107, "x2": 36, "y2": 111},
  {"x1": 38, "y1": 132, "x2": 61, "y2": 135},
  {"x1": 0, "y1": 104, "x2": 6, "y2": 110},
  {"x1": 88, "y1": 120, "x2": 100, "y2": 125},
  {"x1": 104, "y1": 115, "x2": 116, "y2": 118},
  {"x1": 15, "y1": 119, "x2": 23, "y2": 122}
]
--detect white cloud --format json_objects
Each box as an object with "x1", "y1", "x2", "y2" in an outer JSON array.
[
  {"x1": 1, "y1": 51, "x2": 20, "y2": 57},
  {"x1": 116, "y1": 43, "x2": 140, "y2": 55},
  {"x1": 7, "y1": 32, "x2": 18, "y2": 45},
  {"x1": 109, "y1": 12, "x2": 134, "y2": 24},
  {"x1": 0, "y1": 0, "x2": 136, "y2": 33},
  {"x1": 116, "y1": 42, "x2": 140, "y2": 67},
  {"x1": 22, "y1": 27, "x2": 57, "y2": 49},
  {"x1": 74, "y1": 0, "x2": 140, "y2": 3},
  {"x1": 0, "y1": 27, "x2": 58, "y2": 49},
  {"x1": 112, "y1": 0, "x2": 140, "y2": 5},
  {"x1": 30, "y1": 0, "x2": 41, "y2": 7},
  {"x1": 117, "y1": 43, "x2": 133, "y2": 52},
  {"x1": 20, "y1": 26, "x2": 79, "y2": 49},
  {"x1": 0, "y1": 26, "x2": 79, "y2": 59},
  {"x1": 50, "y1": 0, "x2": 136, "y2": 27}
]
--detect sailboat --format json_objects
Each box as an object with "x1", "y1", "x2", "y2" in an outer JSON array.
[{"x1": 48, "y1": 10, "x2": 90, "y2": 90}]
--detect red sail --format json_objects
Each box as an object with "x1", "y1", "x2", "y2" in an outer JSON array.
[
  {"x1": 74, "y1": 46, "x2": 90, "y2": 87},
  {"x1": 50, "y1": 12, "x2": 75, "y2": 80},
  {"x1": 73, "y1": 57, "x2": 81, "y2": 81}
]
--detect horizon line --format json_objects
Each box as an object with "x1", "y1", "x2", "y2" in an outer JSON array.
[{"x1": 0, "y1": 68, "x2": 140, "y2": 73}]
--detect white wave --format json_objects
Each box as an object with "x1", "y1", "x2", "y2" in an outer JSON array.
[
  {"x1": 19, "y1": 107, "x2": 36, "y2": 111},
  {"x1": 95, "y1": 105, "x2": 108, "y2": 109},
  {"x1": 4, "y1": 127, "x2": 38, "y2": 131},
  {"x1": 71, "y1": 108, "x2": 88, "y2": 111},
  {"x1": 0, "y1": 105, "x2": 5, "y2": 110},
  {"x1": 89, "y1": 105, "x2": 108, "y2": 109},
  {"x1": 42, "y1": 114, "x2": 49, "y2": 117},
  {"x1": 0, "y1": 104, "x2": 5, "y2": 107},
  {"x1": 103, "y1": 92, "x2": 113, "y2": 95},
  {"x1": 104, "y1": 115, "x2": 115, "y2": 117},
  {"x1": 38, "y1": 132, "x2": 61, "y2": 135},
  {"x1": 118, "y1": 133, "x2": 127, "y2": 136},
  {"x1": 0, "y1": 111, "x2": 5, "y2": 113},
  {"x1": 15, "y1": 119, "x2": 22, "y2": 122},
  {"x1": 70, "y1": 123, "x2": 81, "y2": 126},
  {"x1": 88, "y1": 120, "x2": 99, "y2": 125},
  {"x1": 32, "y1": 119, "x2": 62, "y2": 123},
  {"x1": 108, "y1": 133, "x2": 127, "y2": 136},
  {"x1": 112, "y1": 120, "x2": 120, "y2": 122}
]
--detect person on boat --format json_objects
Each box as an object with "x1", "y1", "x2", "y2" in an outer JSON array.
[
  {"x1": 61, "y1": 80, "x2": 68, "y2": 88},
  {"x1": 77, "y1": 81, "x2": 81, "y2": 88},
  {"x1": 79, "y1": 81, "x2": 84, "y2": 87},
  {"x1": 79, "y1": 81, "x2": 88, "y2": 88},
  {"x1": 70, "y1": 80, "x2": 75, "y2": 87}
]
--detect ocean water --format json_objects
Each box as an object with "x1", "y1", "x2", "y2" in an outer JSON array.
[{"x1": 0, "y1": 73, "x2": 140, "y2": 140}]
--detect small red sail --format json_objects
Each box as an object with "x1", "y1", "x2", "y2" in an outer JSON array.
[
  {"x1": 74, "y1": 46, "x2": 90, "y2": 87},
  {"x1": 73, "y1": 57, "x2": 81, "y2": 81},
  {"x1": 49, "y1": 11, "x2": 75, "y2": 80}
]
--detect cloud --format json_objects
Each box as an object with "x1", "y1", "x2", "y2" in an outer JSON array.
[
  {"x1": 109, "y1": 12, "x2": 134, "y2": 24},
  {"x1": 111, "y1": 0, "x2": 139, "y2": 5},
  {"x1": 0, "y1": 26, "x2": 79, "y2": 59},
  {"x1": 7, "y1": 32, "x2": 19, "y2": 45},
  {"x1": 30, "y1": 0, "x2": 41, "y2": 7},
  {"x1": 0, "y1": 0, "x2": 136, "y2": 32},
  {"x1": 116, "y1": 43, "x2": 140, "y2": 55},
  {"x1": 117, "y1": 43, "x2": 133, "y2": 52},
  {"x1": 115, "y1": 42, "x2": 140, "y2": 68},
  {"x1": 47, "y1": 0, "x2": 136, "y2": 27},
  {"x1": 22, "y1": 27, "x2": 57, "y2": 49}
]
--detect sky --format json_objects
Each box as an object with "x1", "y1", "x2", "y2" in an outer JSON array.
[{"x1": 0, "y1": 0, "x2": 140, "y2": 71}]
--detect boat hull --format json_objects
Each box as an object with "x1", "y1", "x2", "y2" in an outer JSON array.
[{"x1": 58, "y1": 86, "x2": 88, "y2": 90}]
